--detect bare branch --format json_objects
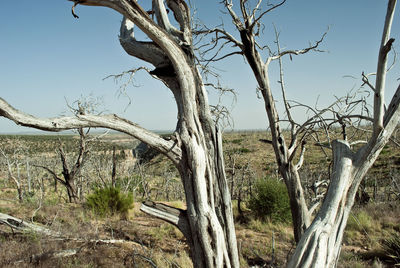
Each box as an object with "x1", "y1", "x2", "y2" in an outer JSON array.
[
  {"x1": 222, "y1": 0, "x2": 245, "y2": 31},
  {"x1": 248, "y1": 0, "x2": 263, "y2": 24},
  {"x1": 268, "y1": 30, "x2": 328, "y2": 63},
  {"x1": 165, "y1": 0, "x2": 192, "y2": 44},
  {"x1": 274, "y1": 26, "x2": 296, "y2": 144},
  {"x1": 140, "y1": 201, "x2": 190, "y2": 239},
  {"x1": 373, "y1": 0, "x2": 397, "y2": 138},
  {"x1": 294, "y1": 141, "x2": 306, "y2": 171},
  {"x1": 32, "y1": 164, "x2": 67, "y2": 187},
  {"x1": 384, "y1": 82, "x2": 400, "y2": 129},
  {"x1": 119, "y1": 17, "x2": 170, "y2": 68},
  {"x1": 361, "y1": 72, "x2": 376, "y2": 92},
  {"x1": 0, "y1": 98, "x2": 182, "y2": 164},
  {"x1": 195, "y1": 26, "x2": 244, "y2": 65},
  {"x1": 250, "y1": 0, "x2": 287, "y2": 31},
  {"x1": 152, "y1": 0, "x2": 177, "y2": 34}
]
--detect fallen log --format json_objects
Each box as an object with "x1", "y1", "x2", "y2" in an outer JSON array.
[{"x1": 0, "y1": 212, "x2": 60, "y2": 237}]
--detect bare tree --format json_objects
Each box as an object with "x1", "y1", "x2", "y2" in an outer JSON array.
[
  {"x1": 196, "y1": 0, "x2": 327, "y2": 243},
  {"x1": 0, "y1": 143, "x2": 26, "y2": 202},
  {"x1": 35, "y1": 128, "x2": 90, "y2": 203},
  {"x1": 198, "y1": 0, "x2": 400, "y2": 266},
  {"x1": 0, "y1": 1, "x2": 239, "y2": 267}
]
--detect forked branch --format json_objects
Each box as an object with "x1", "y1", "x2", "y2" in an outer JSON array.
[{"x1": 268, "y1": 30, "x2": 328, "y2": 63}]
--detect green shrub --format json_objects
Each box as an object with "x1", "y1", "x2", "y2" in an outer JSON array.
[
  {"x1": 248, "y1": 178, "x2": 291, "y2": 223},
  {"x1": 86, "y1": 187, "x2": 134, "y2": 217}
]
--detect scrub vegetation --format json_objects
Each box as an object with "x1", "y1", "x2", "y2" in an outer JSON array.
[{"x1": 0, "y1": 131, "x2": 399, "y2": 267}]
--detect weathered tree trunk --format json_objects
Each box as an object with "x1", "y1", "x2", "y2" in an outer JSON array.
[
  {"x1": 60, "y1": 156, "x2": 78, "y2": 203},
  {"x1": 177, "y1": 126, "x2": 238, "y2": 267},
  {"x1": 239, "y1": 27, "x2": 311, "y2": 242},
  {"x1": 198, "y1": 1, "x2": 315, "y2": 240},
  {"x1": 114, "y1": 1, "x2": 240, "y2": 265},
  {"x1": 288, "y1": 124, "x2": 398, "y2": 267},
  {"x1": 280, "y1": 162, "x2": 311, "y2": 242},
  {"x1": 141, "y1": 59, "x2": 239, "y2": 266},
  {"x1": 59, "y1": 135, "x2": 87, "y2": 203},
  {"x1": 26, "y1": 159, "x2": 32, "y2": 195},
  {"x1": 287, "y1": 140, "x2": 354, "y2": 267}
]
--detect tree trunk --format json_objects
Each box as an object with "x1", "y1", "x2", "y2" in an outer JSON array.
[
  {"x1": 146, "y1": 64, "x2": 239, "y2": 266},
  {"x1": 287, "y1": 1, "x2": 399, "y2": 265},
  {"x1": 65, "y1": 178, "x2": 78, "y2": 203},
  {"x1": 115, "y1": 1, "x2": 240, "y2": 265},
  {"x1": 177, "y1": 124, "x2": 238, "y2": 267},
  {"x1": 288, "y1": 120, "x2": 399, "y2": 267},
  {"x1": 280, "y1": 164, "x2": 310, "y2": 243},
  {"x1": 234, "y1": 26, "x2": 312, "y2": 242},
  {"x1": 287, "y1": 140, "x2": 354, "y2": 267},
  {"x1": 26, "y1": 159, "x2": 32, "y2": 195}
]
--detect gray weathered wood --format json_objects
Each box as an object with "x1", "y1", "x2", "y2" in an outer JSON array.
[{"x1": 0, "y1": 212, "x2": 61, "y2": 237}]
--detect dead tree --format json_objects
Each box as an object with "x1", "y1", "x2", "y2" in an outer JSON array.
[
  {"x1": 0, "y1": 1, "x2": 239, "y2": 267},
  {"x1": 35, "y1": 128, "x2": 89, "y2": 203},
  {"x1": 0, "y1": 147, "x2": 25, "y2": 202},
  {"x1": 197, "y1": 0, "x2": 326, "y2": 243},
  {"x1": 199, "y1": 0, "x2": 400, "y2": 266},
  {"x1": 0, "y1": 138, "x2": 32, "y2": 202}
]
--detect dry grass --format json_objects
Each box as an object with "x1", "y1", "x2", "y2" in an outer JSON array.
[{"x1": 0, "y1": 131, "x2": 399, "y2": 267}]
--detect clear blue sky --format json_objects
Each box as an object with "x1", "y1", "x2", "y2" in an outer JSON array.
[{"x1": 0, "y1": 0, "x2": 399, "y2": 133}]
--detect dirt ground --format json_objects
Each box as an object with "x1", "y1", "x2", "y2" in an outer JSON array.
[{"x1": 1, "y1": 199, "x2": 397, "y2": 267}]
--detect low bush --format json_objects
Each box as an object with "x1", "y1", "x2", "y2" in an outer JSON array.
[
  {"x1": 248, "y1": 178, "x2": 291, "y2": 223},
  {"x1": 86, "y1": 187, "x2": 133, "y2": 217}
]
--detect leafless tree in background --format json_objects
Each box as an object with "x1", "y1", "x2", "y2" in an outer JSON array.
[
  {"x1": 35, "y1": 128, "x2": 90, "y2": 203},
  {"x1": 0, "y1": 141, "x2": 27, "y2": 202}
]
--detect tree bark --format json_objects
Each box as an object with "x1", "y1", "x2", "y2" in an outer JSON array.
[
  {"x1": 287, "y1": 140, "x2": 354, "y2": 267},
  {"x1": 111, "y1": 1, "x2": 240, "y2": 265}
]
